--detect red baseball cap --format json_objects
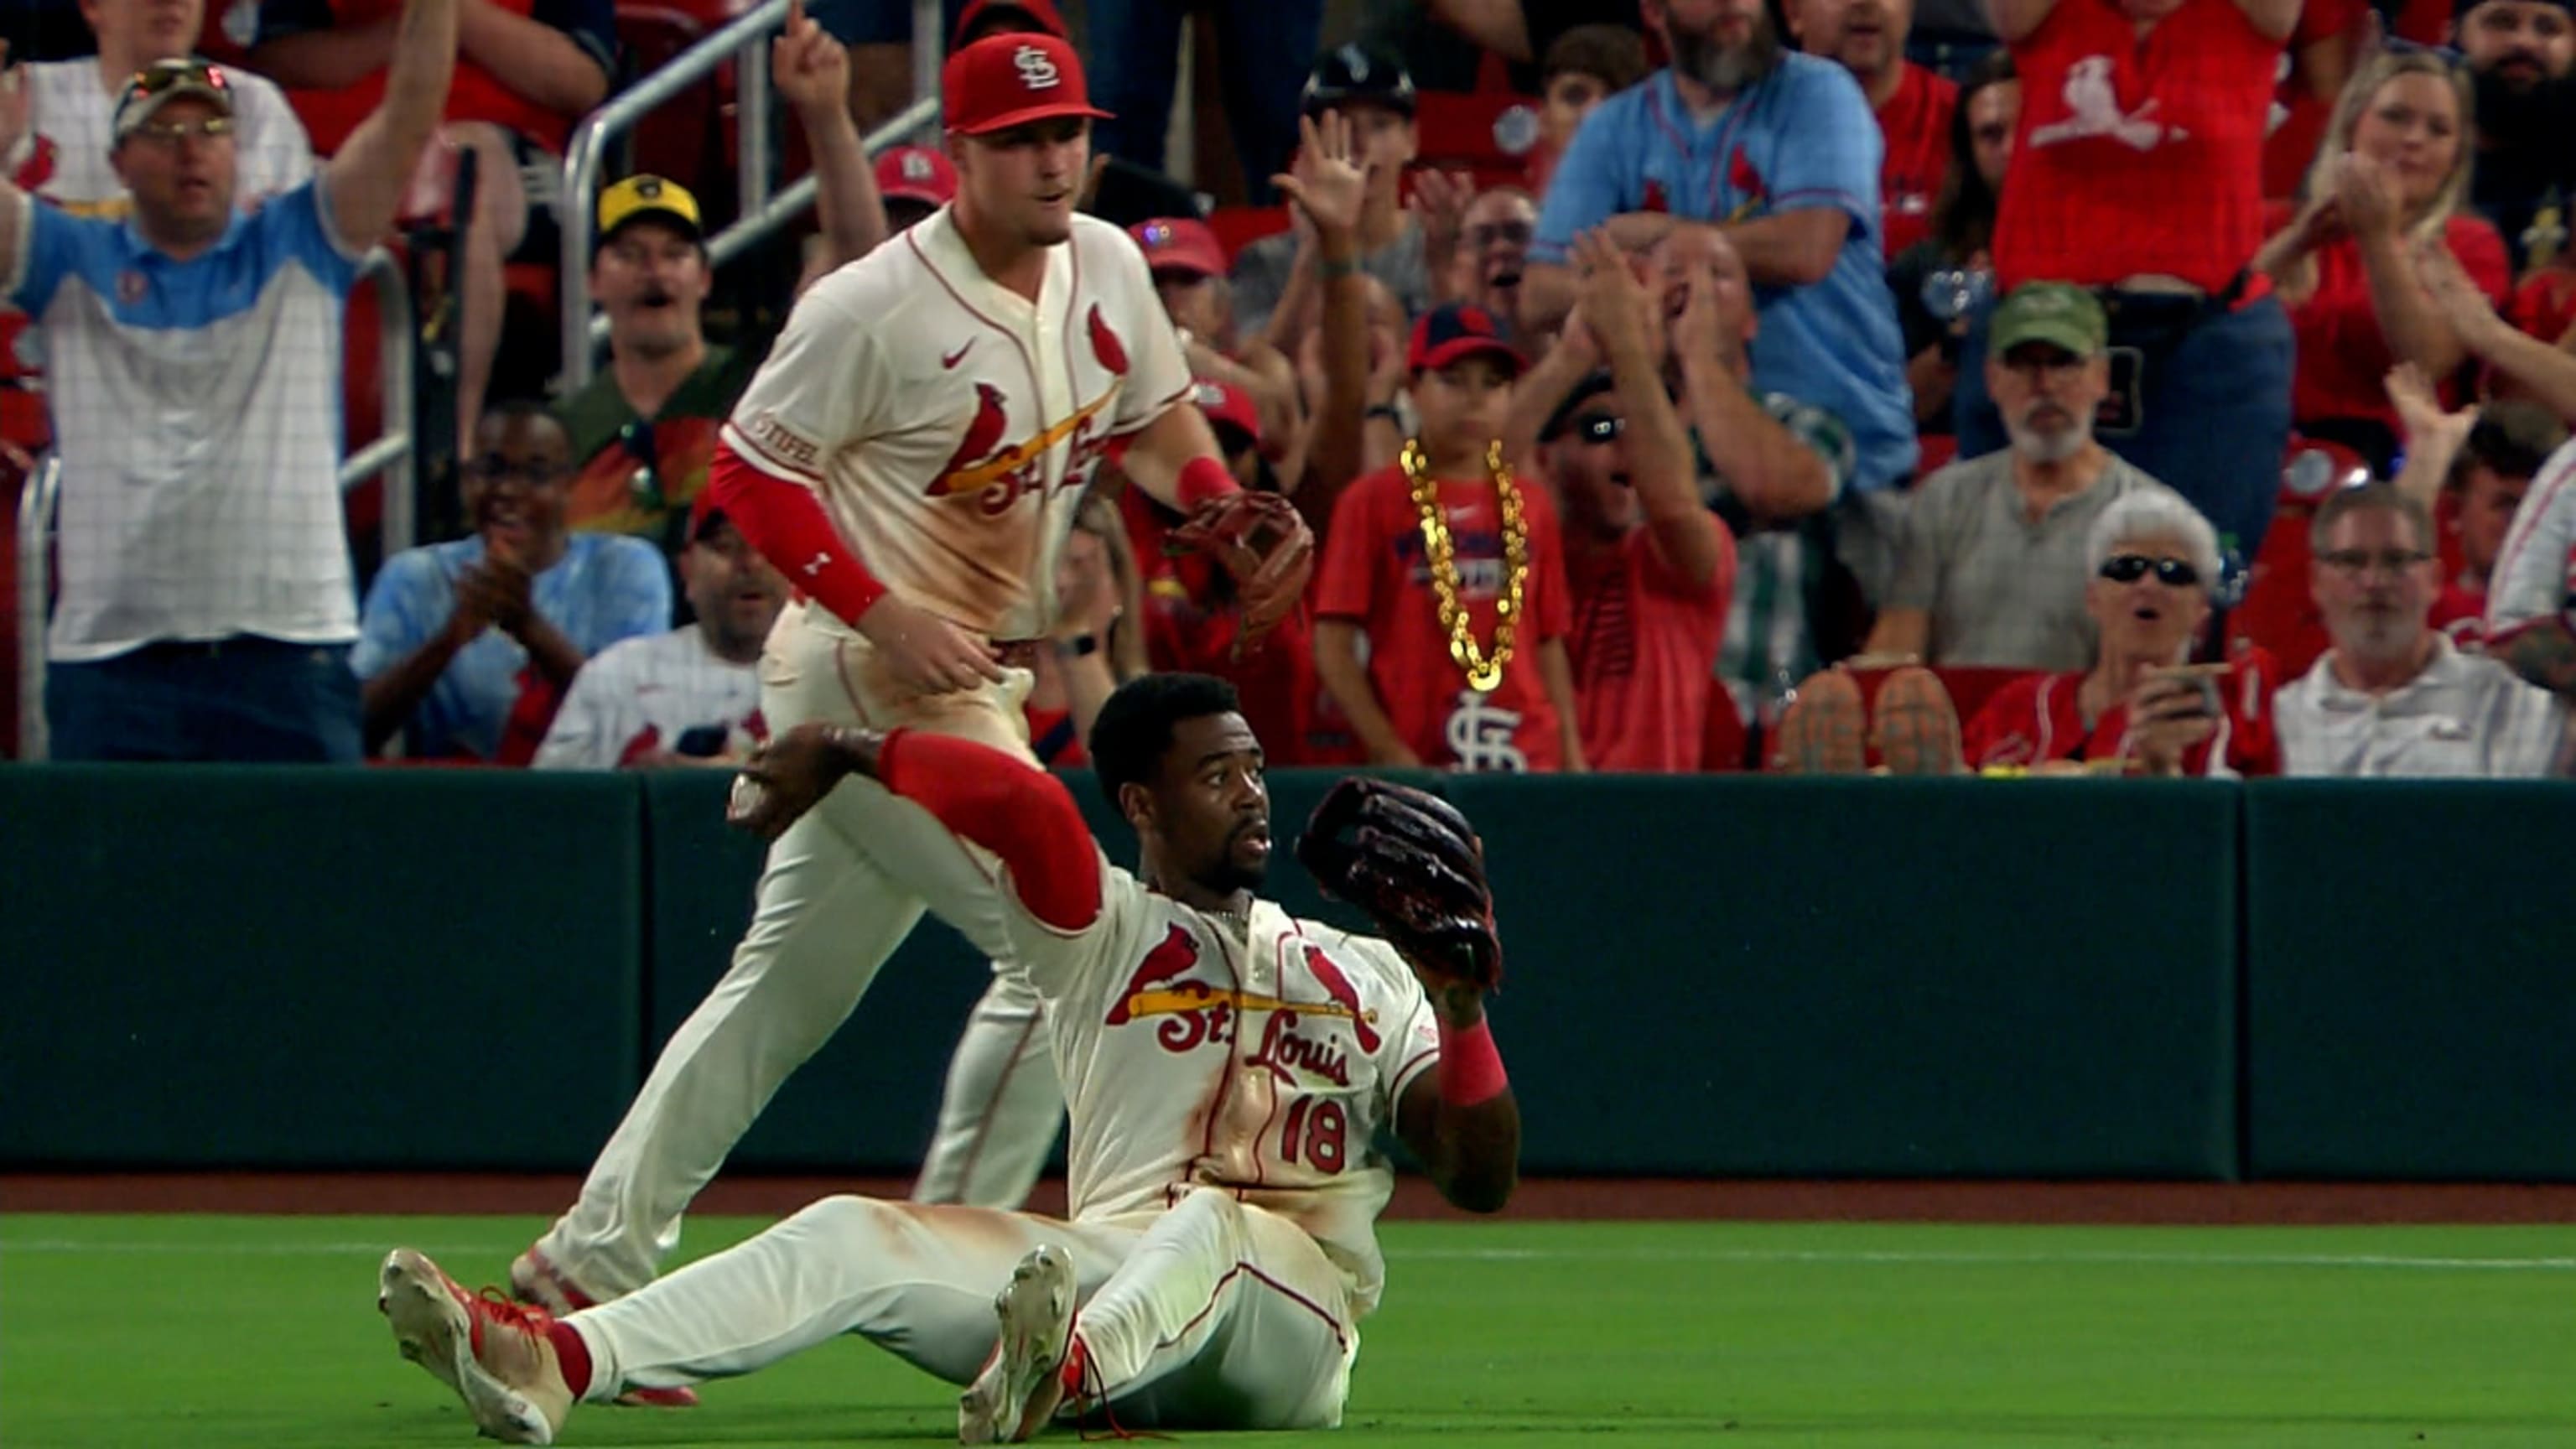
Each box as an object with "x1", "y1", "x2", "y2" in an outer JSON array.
[
  {"x1": 950, "y1": 0, "x2": 1067, "y2": 50},
  {"x1": 875, "y1": 145, "x2": 958, "y2": 207},
  {"x1": 942, "y1": 34, "x2": 1110, "y2": 138},
  {"x1": 1130, "y1": 217, "x2": 1225, "y2": 278},
  {"x1": 1407, "y1": 302, "x2": 1524, "y2": 375},
  {"x1": 1192, "y1": 377, "x2": 1260, "y2": 449}
]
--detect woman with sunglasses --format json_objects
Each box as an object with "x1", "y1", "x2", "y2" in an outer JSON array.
[{"x1": 1962, "y1": 491, "x2": 2282, "y2": 776}]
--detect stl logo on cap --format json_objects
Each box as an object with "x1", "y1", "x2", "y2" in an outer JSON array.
[
  {"x1": 1195, "y1": 382, "x2": 1224, "y2": 408},
  {"x1": 902, "y1": 153, "x2": 935, "y2": 181},
  {"x1": 1015, "y1": 44, "x2": 1061, "y2": 89}
]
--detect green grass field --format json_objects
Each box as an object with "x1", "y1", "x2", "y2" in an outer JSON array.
[{"x1": 6, "y1": 1213, "x2": 2573, "y2": 1447}]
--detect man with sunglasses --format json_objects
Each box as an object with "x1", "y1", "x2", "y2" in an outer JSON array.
[
  {"x1": 2, "y1": 0, "x2": 463, "y2": 762},
  {"x1": 1516, "y1": 229, "x2": 1739, "y2": 771},
  {"x1": 2277, "y1": 483, "x2": 2565, "y2": 776},
  {"x1": 1867, "y1": 282, "x2": 2181, "y2": 673}
]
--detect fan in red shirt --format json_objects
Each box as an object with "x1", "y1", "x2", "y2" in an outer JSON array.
[
  {"x1": 1520, "y1": 231, "x2": 1737, "y2": 771},
  {"x1": 1960, "y1": 0, "x2": 2300, "y2": 566},
  {"x1": 1964, "y1": 490, "x2": 2281, "y2": 776},
  {"x1": 1123, "y1": 378, "x2": 1355, "y2": 766},
  {"x1": 1315, "y1": 303, "x2": 1584, "y2": 773},
  {"x1": 2255, "y1": 51, "x2": 2510, "y2": 474},
  {"x1": 1788, "y1": 0, "x2": 1960, "y2": 257}
]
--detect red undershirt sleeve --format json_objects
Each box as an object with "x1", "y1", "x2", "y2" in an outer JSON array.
[
  {"x1": 707, "y1": 444, "x2": 890, "y2": 629},
  {"x1": 875, "y1": 730, "x2": 1104, "y2": 932}
]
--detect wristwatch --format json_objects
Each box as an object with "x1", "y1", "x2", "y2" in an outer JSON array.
[
  {"x1": 1363, "y1": 403, "x2": 1404, "y2": 426},
  {"x1": 1055, "y1": 634, "x2": 1101, "y2": 660}
]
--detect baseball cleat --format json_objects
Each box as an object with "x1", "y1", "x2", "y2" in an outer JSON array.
[
  {"x1": 511, "y1": 1246, "x2": 698, "y2": 1409},
  {"x1": 379, "y1": 1248, "x2": 574, "y2": 1445},
  {"x1": 958, "y1": 1244, "x2": 1077, "y2": 1444}
]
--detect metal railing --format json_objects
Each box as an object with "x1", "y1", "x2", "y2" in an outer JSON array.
[
  {"x1": 558, "y1": 0, "x2": 787, "y2": 388},
  {"x1": 13, "y1": 246, "x2": 418, "y2": 761},
  {"x1": 344, "y1": 247, "x2": 421, "y2": 557},
  {"x1": 16, "y1": 454, "x2": 58, "y2": 761},
  {"x1": 558, "y1": 1, "x2": 941, "y2": 386}
]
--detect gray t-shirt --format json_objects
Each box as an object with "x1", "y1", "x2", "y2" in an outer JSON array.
[
  {"x1": 1229, "y1": 221, "x2": 1434, "y2": 341},
  {"x1": 1885, "y1": 449, "x2": 2179, "y2": 671}
]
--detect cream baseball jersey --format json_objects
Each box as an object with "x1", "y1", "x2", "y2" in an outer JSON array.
[
  {"x1": 2489, "y1": 439, "x2": 2576, "y2": 652},
  {"x1": 1005, "y1": 868, "x2": 1441, "y2": 1319},
  {"x1": 719, "y1": 206, "x2": 1192, "y2": 641}
]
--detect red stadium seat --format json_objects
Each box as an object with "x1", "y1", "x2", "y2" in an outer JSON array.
[
  {"x1": 1203, "y1": 206, "x2": 1290, "y2": 267},
  {"x1": 2231, "y1": 437, "x2": 2366, "y2": 679}
]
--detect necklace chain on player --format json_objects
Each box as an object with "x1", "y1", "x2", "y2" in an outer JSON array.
[{"x1": 1400, "y1": 437, "x2": 1528, "y2": 693}]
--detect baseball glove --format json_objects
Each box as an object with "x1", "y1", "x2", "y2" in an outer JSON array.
[
  {"x1": 1296, "y1": 777, "x2": 1503, "y2": 992},
  {"x1": 1167, "y1": 491, "x2": 1314, "y2": 649}
]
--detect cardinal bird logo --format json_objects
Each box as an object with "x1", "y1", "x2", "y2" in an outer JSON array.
[
  {"x1": 1301, "y1": 947, "x2": 1383, "y2": 1054},
  {"x1": 1087, "y1": 304, "x2": 1129, "y2": 376},
  {"x1": 13, "y1": 135, "x2": 56, "y2": 193},
  {"x1": 1724, "y1": 146, "x2": 1768, "y2": 221},
  {"x1": 937, "y1": 382, "x2": 1010, "y2": 482}
]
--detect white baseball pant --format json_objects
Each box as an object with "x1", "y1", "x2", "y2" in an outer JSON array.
[
  {"x1": 534, "y1": 602, "x2": 1060, "y2": 1294},
  {"x1": 913, "y1": 965, "x2": 1066, "y2": 1209},
  {"x1": 566, "y1": 1187, "x2": 1357, "y2": 1431}
]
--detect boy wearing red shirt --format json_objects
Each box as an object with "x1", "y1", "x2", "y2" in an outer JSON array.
[{"x1": 1316, "y1": 304, "x2": 1584, "y2": 772}]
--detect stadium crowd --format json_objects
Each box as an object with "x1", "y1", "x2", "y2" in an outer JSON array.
[{"x1": 7, "y1": 0, "x2": 2576, "y2": 780}]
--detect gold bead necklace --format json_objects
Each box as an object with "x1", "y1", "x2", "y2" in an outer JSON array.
[{"x1": 1399, "y1": 437, "x2": 1529, "y2": 694}]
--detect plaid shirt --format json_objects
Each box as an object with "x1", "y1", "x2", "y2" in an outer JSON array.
[{"x1": 1706, "y1": 391, "x2": 1857, "y2": 724}]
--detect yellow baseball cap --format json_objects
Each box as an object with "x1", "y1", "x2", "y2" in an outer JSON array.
[{"x1": 597, "y1": 174, "x2": 703, "y2": 243}]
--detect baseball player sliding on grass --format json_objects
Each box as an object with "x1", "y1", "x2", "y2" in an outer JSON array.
[
  {"x1": 380, "y1": 672, "x2": 1521, "y2": 1442},
  {"x1": 501, "y1": 29, "x2": 1320, "y2": 1372}
]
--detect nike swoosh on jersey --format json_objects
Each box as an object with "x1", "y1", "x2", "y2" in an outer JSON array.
[{"x1": 942, "y1": 340, "x2": 976, "y2": 369}]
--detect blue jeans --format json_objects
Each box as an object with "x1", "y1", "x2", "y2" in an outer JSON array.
[
  {"x1": 1955, "y1": 293, "x2": 2296, "y2": 567},
  {"x1": 1088, "y1": 0, "x2": 1322, "y2": 203},
  {"x1": 48, "y1": 638, "x2": 362, "y2": 763}
]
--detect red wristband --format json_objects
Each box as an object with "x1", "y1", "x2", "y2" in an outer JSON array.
[
  {"x1": 1176, "y1": 454, "x2": 1240, "y2": 510},
  {"x1": 1436, "y1": 1015, "x2": 1509, "y2": 1108}
]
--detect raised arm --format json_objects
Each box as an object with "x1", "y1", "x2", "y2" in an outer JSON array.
[
  {"x1": 774, "y1": 0, "x2": 886, "y2": 266},
  {"x1": 2231, "y1": 0, "x2": 2303, "y2": 44},
  {"x1": 1577, "y1": 230, "x2": 1729, "y2": 589},
  {"x1": 2423, "y1": 241, "x2": 2576, "y2": 426},
  {"x1": 323, "y1": 0, "x2": 461, "y2": 246},
  {"x1": 1272, "y1": 110, "x2": 1372, "y2": 526},
  {"x1": 730, "y1": 724, "x2": 1104, "y2": 929}
]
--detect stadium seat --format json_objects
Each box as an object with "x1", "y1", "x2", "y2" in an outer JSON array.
[
  {"x1": 1204, "y1": 205, "x2": 1291, "y2": 267},
  {"x1": 1413, "y1": 52, "x2": 1539, "y2": 192},
  {"x1": 2231, "y1": 436, "x2": 2367, "y2": 679}
]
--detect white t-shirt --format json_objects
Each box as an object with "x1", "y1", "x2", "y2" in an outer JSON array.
[
  {"x1": 533, "y1": 625, "x2": 764, "y2": 768},
  {"x1": 1001, "y1": 869, "x2": 1441, "y2": 1321},
  {"x1": 720, "y1": 206, "x2": 1192, "y2": 641},
  {"x1": 2488, "y1": 436, "x2": 2576, "y2": 653},
  {"x1": 10, "y1": 57, "x2": 314, "y2": 218},
  {"x1": 2276, "y1": 635, "x2": 2568, "y2": 778}
]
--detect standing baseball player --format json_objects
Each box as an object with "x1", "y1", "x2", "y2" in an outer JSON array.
[
  {"x1": 379, "y1": 671, "x2": 1519, "y2": 1443},
  {"x1": 507, "y1": 31, "x2": 1317, "y2": 1353}
]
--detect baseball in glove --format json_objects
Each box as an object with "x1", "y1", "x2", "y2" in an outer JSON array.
[
  {"x1": 1296, "y1": 777, "x2": 1503, "y2": 992},
  {"x1": 1167, "y1": 490, "x2": 1315, "y2": 652}
]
